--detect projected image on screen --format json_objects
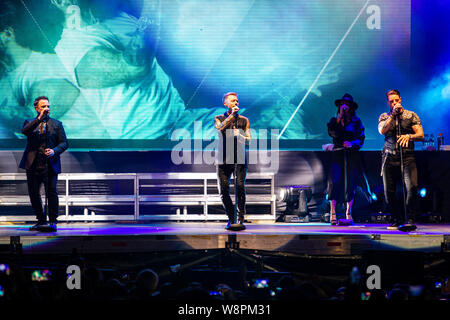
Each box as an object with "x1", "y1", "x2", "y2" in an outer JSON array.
[{"x1": 0, "y1": 0, "x2": 410, "y2": 146}]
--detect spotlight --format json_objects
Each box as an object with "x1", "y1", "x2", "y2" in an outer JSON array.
[
  {"x1": 371, "y1": 193, "x2": 378, "y2": 201},
  {"x1": 419, "y1": 188, "x2": 427, "y2": 198},
  {"x1": 277, "y1": 188, "x2": 287, "y2": 202},
  {"x1": 398, "y1": 223, "x2": 417, "y2": 232},
  {"x1": 276, "y1": 185, "x2": 312, "y2": 222},
  {"x1": 417, "y1": 186, "x2": 442, "y2": 218}
]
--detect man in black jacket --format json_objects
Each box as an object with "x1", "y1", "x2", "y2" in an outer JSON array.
[{"x1": 19, "y1": 96, "x2": 68, "y2": 232}]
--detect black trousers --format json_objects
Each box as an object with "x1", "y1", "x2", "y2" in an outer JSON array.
[
  {"x1": 26, "y1": 169, "x2": 59, "y2": 223},
  {"x1": 382, "y1": 153, "x2": 418, "y2": 224},
  {"x1": 217, "y1": 164, "x2": 247, "y2": 222}
]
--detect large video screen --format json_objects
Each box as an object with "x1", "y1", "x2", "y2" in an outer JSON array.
[{"x1": 0, "y1": 0, "x2": 410, "y2": 148}]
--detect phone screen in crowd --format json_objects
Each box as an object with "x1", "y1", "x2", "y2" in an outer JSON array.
[
  {"x1": 253, "y1": 279, "x2": 269, "y2": 289},
  {"x1": 31, "y1": 269, "x2": 52, "y2": 282},
  {"x1": 0, "y1": 264, "x2": 11, "y2": 276}
]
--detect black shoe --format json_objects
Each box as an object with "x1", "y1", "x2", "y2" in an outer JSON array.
[
  {"x1": 47, "y1": 222, "x2": 57, "y2": 232},
  {"x1": 338, "y1": 218, "x2": 353, "y2": 226},
  {"x1": 237, "y1": 218, "x2": 246, "y2": 230},
  {"x1": 225, "y1": 220, "x2": 246, "y2": 231},
  {"x1": 38, "y1": 222, "x2": 57, "y2": 233},
  {"x1": 237, "y1": 222, "x2": 246, "y2": 231},
  {"x1": 387, "y1": 222, "x2": 400, "y2": 230},
  {"x1": 330, "y1": 214, "x2": 338, "y2": 226},
  {"x1": 398, "y1": 223, "x2": 417, "y2": 232},
  {"x1": 29, "y1": 222, "x2": 46, "y2": 231}
]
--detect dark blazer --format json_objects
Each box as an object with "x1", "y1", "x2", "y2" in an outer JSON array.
[{"x1": 19, "y1": 117, "x2": 68, "y2": 174}]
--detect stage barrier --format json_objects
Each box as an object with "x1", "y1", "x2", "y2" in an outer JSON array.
[{"x1": 0, "y1": 172, "x2": 275, "y2": 222}]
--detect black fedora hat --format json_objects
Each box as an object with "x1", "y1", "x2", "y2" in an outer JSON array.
[{"x1": 334, "y1": 93, "x2": 358, "y2": 110}]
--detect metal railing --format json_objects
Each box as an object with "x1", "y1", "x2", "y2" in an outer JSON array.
[{"x1": 0, "y1": 172, "x2": 275, "y2": 222}]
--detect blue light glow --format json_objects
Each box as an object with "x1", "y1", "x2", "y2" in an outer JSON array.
[
  {"x1": 419, "y1": 188, "x2": 427, "y2": 198},
  {"x1": 415, "y1": 68, "x2": 450, "y2": 141}
]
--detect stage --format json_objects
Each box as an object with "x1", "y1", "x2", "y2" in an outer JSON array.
[
  {"x1": 1, "y1": 222, "x2": 448, "y2": 255},
  {"x1": 1, "y1": 150, "x2": 450, "y2": 256},
  {"x1": 1, "y1": 0, "x2": 449, "y2": 302}
]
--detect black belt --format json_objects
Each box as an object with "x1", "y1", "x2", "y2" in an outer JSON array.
[
  {"x1": 382, "y1": 148, "x2": 414, "y2": 156},
  {"x1": 381, "y1": 148, "x2": 414, "y2": 176}
]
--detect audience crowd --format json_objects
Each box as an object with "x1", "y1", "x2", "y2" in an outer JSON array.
[{"x1": 0, "y1": 259, "x2": 448, "y2": 301}]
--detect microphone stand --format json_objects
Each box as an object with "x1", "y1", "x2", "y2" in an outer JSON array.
[
  {"x1": 41, "y1": 114, "x2": 51, "y2": 231},
  {"x1": 338, "y1": 114, "x2": 352, "y2": 226},
  {"x1": 396, "y1": 114, "x2": 417, "y2": 232},
  {"x1": 337, "y1": 148, "x2": 353, "y2": 225},
  {"x1": 234, "y1": 123, "x2": 238, "y2": 224}
]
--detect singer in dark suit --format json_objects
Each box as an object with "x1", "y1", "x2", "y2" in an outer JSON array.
[
  {"x1": 214, "y1": 92, "x2": 251, "y2": 230},
  {"x1": 378, "y1": 89, "x2": 424, "y2": 230},
  {"x1": 19, "y1": 96, "x2": 68, "y2": 232}
]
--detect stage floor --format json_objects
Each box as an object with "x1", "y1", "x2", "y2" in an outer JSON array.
[
  {"x1": 1, "y1": 222, "x2": 449, "y2": 255},
  {"x1": 0, "y1": 221, "x2": 449, "y2": 237}
]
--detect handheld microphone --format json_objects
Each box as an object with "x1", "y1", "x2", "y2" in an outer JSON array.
[
  {"x1": 392, "y1": 103, "x2": 402, "y2": 117},
  {"x1": 42, "y1": 109, "x2": 49, "y2": 122},
  {"x1": 231, "y1": 107, "x2": 239, "y2": 129}
]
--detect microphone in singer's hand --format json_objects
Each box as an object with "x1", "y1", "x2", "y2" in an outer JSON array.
[
  {"x1": 392, "y1": 104, "x2": 400, "y2": 116},
  {"x1": 42, "y1": 108, "x2": 49, "y2": 120}
]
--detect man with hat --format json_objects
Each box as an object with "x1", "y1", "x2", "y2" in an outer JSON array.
[
  {"x1": 378, "y1": 89, "x2": 424, "y2": 230},
  {"x1": 326, "y1": 93, "x2": 365, "y2": 225}
]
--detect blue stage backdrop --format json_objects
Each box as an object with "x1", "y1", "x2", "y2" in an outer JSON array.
[{"x1": 0, "y1": 0, "x2": 448, "y2": 149}]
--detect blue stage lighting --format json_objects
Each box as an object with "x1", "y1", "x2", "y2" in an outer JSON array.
[
  {"x1": 371, "y1": 193, "x2": 378, "y2": 201},
  {"x1": 419, "y1": 188, "x2": 427, "y2": 198}
]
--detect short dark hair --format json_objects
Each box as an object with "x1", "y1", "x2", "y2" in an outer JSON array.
[
  {"x1": 0, "y1": 1, "x2": 15, "y2": 32},
  {"x1": 386, "y1": 89, "x2": 400, "y2": 98},
  {"x1": 0, "y1": 0, "x2": 64, "y2": 54},
  {"x1": 222, "y1": 92, "x2": 238, "y2": 104},
  {"x1": 33, "y1": 96, "x2": 49, "y2": 107}
]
